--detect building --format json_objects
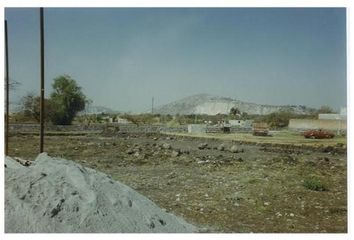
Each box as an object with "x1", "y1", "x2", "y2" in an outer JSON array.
[
  {"x1": 318, "y1": 107, "x2": 347, "y2": 120},
  {"x1": 289, "y1": 107, "x2": 347, "y2": 133},
  {"x1": 116, "y1": 117, "x2": 131, "y2": 124},
  {"x1": 229, "y1": 119, "x2": 254, "y2": 128}
]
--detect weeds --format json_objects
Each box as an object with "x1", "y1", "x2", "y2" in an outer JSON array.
[{"x1": 303, "y1": 177, "x2": 328, "y2": 191}]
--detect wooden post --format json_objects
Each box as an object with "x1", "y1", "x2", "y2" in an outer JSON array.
[
  {"x1": 39, "y1": 8, "x2": 45, "y2": 153},
  {"x1": 5, "y1": 20, "x2": 9, "y2": 156}
]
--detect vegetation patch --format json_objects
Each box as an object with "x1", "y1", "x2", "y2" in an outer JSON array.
[{"x1": 303, "y1": 176, "x2": 328, "y2": 191}]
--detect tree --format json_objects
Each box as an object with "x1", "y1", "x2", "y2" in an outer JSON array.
[
  {"x1": 5, "y1": 78, "x2": 21, "y2": 91},
  {"x1": 49, "y1": 75, "x2": 88, "y2": 125},
  {"x1": 317, "y1": 105, "x2": 335, "y2": 114},
  {"x1": 20, "y1": 93, "x2": 53, "y2": 122},
  {"x1": 229, "y1": 107, "x2": 240, "y2": 116}
]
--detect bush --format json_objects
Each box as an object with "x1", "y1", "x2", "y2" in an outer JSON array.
[
  {"x1": 20, "y1": 93, "x2": 54, "y2": 123},
  {"x1": 303, "y1": 177, "x2": 328, "y2": 191}
]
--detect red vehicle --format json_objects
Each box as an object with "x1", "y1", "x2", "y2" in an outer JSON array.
[{"x1": 303, "y1": 129, "x2": 335, "y2": 139}]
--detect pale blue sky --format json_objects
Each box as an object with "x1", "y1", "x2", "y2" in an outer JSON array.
[{"x1": 5, "y1": 8, "x2": 346, "y2": 112}]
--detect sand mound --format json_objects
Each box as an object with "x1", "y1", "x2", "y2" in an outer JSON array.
[{"x1": 5, "y1": 153, "x2": 196, "y2": 233}]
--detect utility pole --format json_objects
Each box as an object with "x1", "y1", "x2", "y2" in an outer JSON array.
[
  {"x1": 151, "y1": 97, "x2": 154, "y2": 114},
  {"x1": 39, "y1": 8, "x2": 45, "y2": 153},
  {"x1": 5, "y1": 20, "x2": 9, "y2": 156}
]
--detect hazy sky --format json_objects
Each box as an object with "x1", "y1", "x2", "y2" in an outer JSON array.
[{"x1": 5, "y1": 8, "x2": 346, "y2": 112}]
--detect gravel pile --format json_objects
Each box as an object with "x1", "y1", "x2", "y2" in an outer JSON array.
[{"x1": 5, "y1": 153, "x2": 196, "y2": 233}]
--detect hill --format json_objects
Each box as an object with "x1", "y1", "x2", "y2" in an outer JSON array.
[{"x1": 155, "y1": 94, "x2": 313, "y2": 115}]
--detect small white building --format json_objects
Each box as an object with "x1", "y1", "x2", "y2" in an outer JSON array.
[
  {"x1": 116, "y1": 117, "x2": 131, "y2": 124},
  {"x1": 229, "y1": 120, "x2": 243, "y2": 126},
  {"x1": 229, "y1": 119, "x2": 254, "y2": 128}
]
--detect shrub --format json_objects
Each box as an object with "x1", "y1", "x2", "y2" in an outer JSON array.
[{"x1": 303, "y1": 177, "x2": 328, "y2": 191}]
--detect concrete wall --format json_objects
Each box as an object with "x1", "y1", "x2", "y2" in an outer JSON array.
[
  {"x1": 318, "y1": 114, "x2": 346, "y2": 120},
  {"x1": 188, "y1": 124, "x2": 207, "y2": 133},
  {"x1": 206, "y1": 126, "x2": 251, "y2": 133},
  {"x1": 289, "y1": 119, "x2": 347, "y2": 131}
]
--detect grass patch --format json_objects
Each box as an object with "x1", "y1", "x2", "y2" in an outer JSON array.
[{"x1": 303, "y1": 176, "x2": 328, "y2": 191}]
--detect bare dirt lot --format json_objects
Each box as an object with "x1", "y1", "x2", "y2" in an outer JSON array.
[{"x1": 8, "y1": 131, "x2": 347, "y2": 233}]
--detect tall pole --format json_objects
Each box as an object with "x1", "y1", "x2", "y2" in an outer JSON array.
[
  {"x1": 39, "y1": 8, "x2": 45, "y2": 153},
  {"x1": 151, "y1": 97, "x2": 154, "y2": 114},
  {"x1": 5, "y1": 20, "x2": 9, "y2": 156}
]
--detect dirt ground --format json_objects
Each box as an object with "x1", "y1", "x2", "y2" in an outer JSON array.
[{"x1": 7, "y1": 131, "x2": 347, "y2": 233}]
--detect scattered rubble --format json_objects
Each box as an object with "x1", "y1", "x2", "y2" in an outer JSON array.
[
  {"x1": 229, "y1": 145, "x2": 244, "y2": 153},
  {"x1": 198, "y1": 143, "x2": 208, "y2": 150},
  {"x1": 162, "y1": 143, "x2": 172, "y2": 150},
  {"x1": 217, "y1": 144, "x2": 225, "y2": 151}
]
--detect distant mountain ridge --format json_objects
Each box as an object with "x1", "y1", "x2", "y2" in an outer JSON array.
[
  {"x1": 155, "y1": 94, "x2": 314, "y2": 115},
  {"x1": 78, "y1": 105, "x2": 118, "y2": 115}
]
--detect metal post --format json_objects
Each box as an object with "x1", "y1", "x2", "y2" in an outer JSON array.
[
  {"x1": 5, "y1": 20, "x2": 9, "y2": 156},
  {"x1": 39, "y1": 8, "x2": 45, "y2": 153}
]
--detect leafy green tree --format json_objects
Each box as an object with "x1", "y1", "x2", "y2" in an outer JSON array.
[{"x1": 49, "y1": 75, "x2": 88, "y2": 125}]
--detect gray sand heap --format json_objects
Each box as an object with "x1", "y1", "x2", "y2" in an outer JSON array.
[{"x1": 5, "y1": 153, "x2": 197, "y2": 233}]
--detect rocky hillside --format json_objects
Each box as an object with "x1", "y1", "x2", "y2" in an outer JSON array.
[
  {"x1": 78, "y1": 105, "x2": 118, "y2": 115},
  {"x1": 155, "y1": 94, "x2": 313, "y2": 115}
]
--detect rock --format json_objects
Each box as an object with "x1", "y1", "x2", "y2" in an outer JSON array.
[
  {"x1": 181, "y1": 149, "x2": 190, "y2": 154},
  {"x1": 217, "y1": 144, "x2": 225, "y2": 151},
  {"x1": 126, "y1": 149, "x2": 134, "y2": 155},
  {"x1": 153, "y1": 137, "x2": 158, "y2": 141},
  {"x1": 229, "y1": 145, "x2": 240, "y2": 153},
  {"x1": 283, "y1": 155, "x2": 298, "y2": 165},
  {"x1": 133, "y1": 152, "x2": 140, "y2": 157},
  {"x1": 166, "y1": 172, "x2": 177, "y2": 179},
  {"x1": 198, "y1": 143, "x2": 208, "y2": 150},
  {"x1": 134, "y1": 147, "x2": 142, "y2": 152},
  {"x1": 171, "y1": 150, "x2": 181, "y2": 158},
  {"x1": 323, "y1": 146, "x2": 334, "y2": 153},
  {"x1": 162, "y1": 143, "x2": 171, "y2": 150}
]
